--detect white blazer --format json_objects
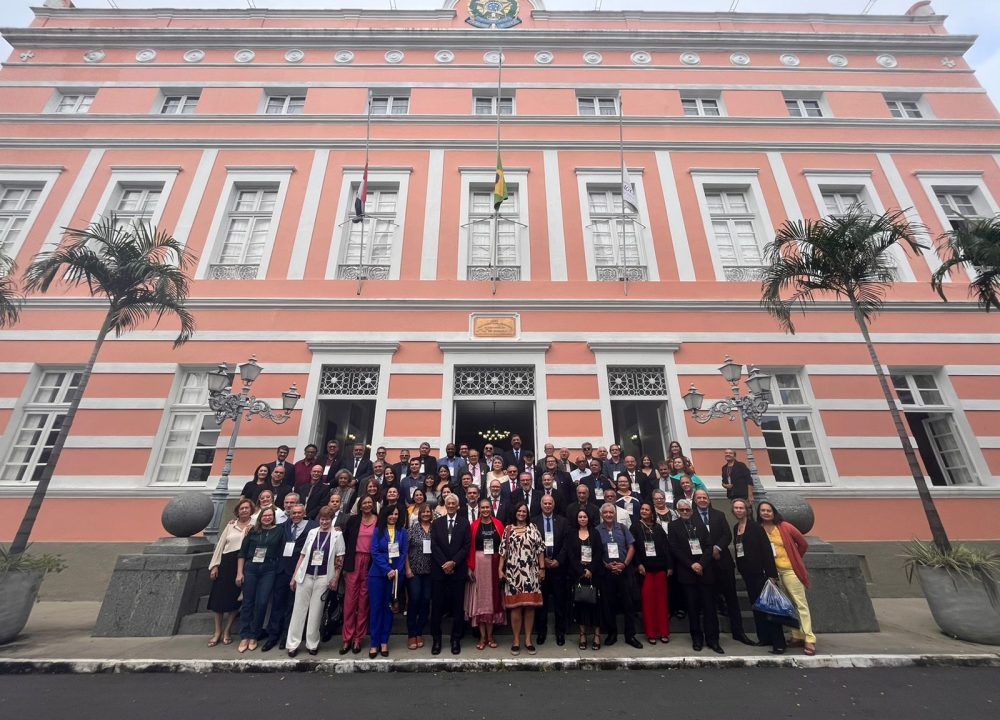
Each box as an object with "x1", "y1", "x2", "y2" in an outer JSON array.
[{"x1": 293, "y1": 527, "x2": 346, "y2": 585}]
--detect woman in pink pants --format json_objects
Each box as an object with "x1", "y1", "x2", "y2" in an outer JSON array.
[{"x1": 340, "y1": 495, "x2": 378, "y2": 654}]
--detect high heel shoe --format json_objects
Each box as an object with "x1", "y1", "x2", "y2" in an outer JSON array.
[
  {"x1": 592, "y1": 634, "x2": 601, "y2": 651},
  {"x1": 578, "y1": 633, "x2": 587, "y2": 650}
]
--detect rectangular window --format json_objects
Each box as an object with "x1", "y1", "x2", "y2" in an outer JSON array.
[
  {"x1": 337, "y1": 185, "x2": 399, "y2": 279},
  {"x1": 474, "y1": 95, "x2": 514, "y2": 116},
  {"x1": 705, "y1": 190, "x2": 764, "y2": 281},
  {"x1": 886, "y1": 97, "x2": 923, "y2": 119},
  {"x1": 822, "y1": 191, "x2": 863, "y2": 216},
  {"x1": 112, "y1": 185, "x2": 163, "y2": 229},
  {"x1": 467, "y1": 186, "x2": 521, "y2": 280},
  {"x1": 760, "y1": 372, "x2": 828, "y2": 485},
  {"x1": 1, "y1": 370, "x2": 82, "y2": 483},
  {"x1": 160, "y1": 95, "x2": 199, "y2": 115},
  {"x1": 935, "y1": 190, "x2": 981, "y2": 234},
  {"x1": 265, "y1": 95, "x2": 306, "y2": 115},
  {"x1": 209, "y1": 187, "x2": 277, "y2": 278},
  {"x1": 586, "y1": 186, "x2": 645, "y2": 281},
  {"x1": 370, "y1": 95, "x2": 409, "y2": 115},
  {"x1": 152, "y1": 370, "x2": 220, "y2": 484},
  {"x1": 578, "y1": 96, "x2": 619, "y2": 116},
  {"x1": 681, "y1": 97, "x2": 721, "y2": 117},
  {"x1": 785, "y1": 98, "x2": 824, "y2": 118},
  {"x1": 54, "y1": 93, "x2": 94, "y2": 114},
  {"x1": 0, "y1": 185, "x2": 42, "y2": 256}
]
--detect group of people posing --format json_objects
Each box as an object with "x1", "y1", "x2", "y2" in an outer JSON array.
[{"x1": 206, "y1": 437, "x2": 817, "y2": 658}]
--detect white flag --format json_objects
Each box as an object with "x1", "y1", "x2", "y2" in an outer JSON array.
[{"x1": 621, "y1": 167, "x2": 639, "y2": 212}]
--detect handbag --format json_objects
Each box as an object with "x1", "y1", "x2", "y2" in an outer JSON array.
[
  {"x1": 319, "y1": 590, "x2": 344, "y2": 641},
  {"x1": 573, "y1": 582, "x2": 597, "y2": 605},
  {"x1": 752, "y1": 577, "x2": 800, "y2": 629}
]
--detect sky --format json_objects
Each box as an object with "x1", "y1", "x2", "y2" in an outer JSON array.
[{"x1": 0, "y1": 0, "x2": 998, "y2": 106}]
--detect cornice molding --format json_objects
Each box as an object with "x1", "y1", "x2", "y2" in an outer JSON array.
[
  {"x1": 588, "y1": 341, "x2": 681, "y2": 353},
  {"x1": 439, "y1": 342, "x2": 552, "y2": 353},
  {"x1": 306, "y1": 341, "x2": 399, "y2": 354}
]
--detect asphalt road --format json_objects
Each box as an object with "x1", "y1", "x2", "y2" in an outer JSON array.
[{"x1": 2, "y1": 668, "x2": 996, "y2": 719}]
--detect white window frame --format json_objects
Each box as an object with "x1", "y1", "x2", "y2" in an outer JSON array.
[
  {"x1": 758, "y1": 369, "x2": 833, "y2": 486},
  {"x1": 577, "y1": 95, "x2": 620, "y2": 116},
  {"x1": 195, "y1": 168, "x2": 293, "y2": 279},
  {"x1": 88, "y1": 168, "x2": 180, "y2": 232},
  {"x1": 458, "y1": 168, "x2": 530, "y2": 281},
  {"x1": 370, "y1": 94, "x2": 410, "y2": 115},
  {"x1": 884, "y1": 94, "x2": 929, "y2": 119},
  {"x1": 147, "y1": 368, "x2": 221, "y2": 485},
  {"x1": 804, "y1": 171, "x2": 916, "y2": 281},
  {"x1": 158, "y1": 93, "x2": 200, "y2": 115},
  {"x1": 334, "y1": 183, "x2": 401, "y2": 279},
  {"x1": 783, "y1": 94, "x2": 829, "y2": 118},
  {"x1": 680, "y1": 94, "x2": 725, "y2": 117},
  {"x1": 48, "y1": 91, "x2": 95, "y2": 114},
  {"x1": 691, "y1": 170, "x2": 775, "y2": 282},
  {"x1": 326, "y1": 167, "x2": 410, "y2": 280},
  {"x1": 262, "y1": 93, "x2": 306, "y2": 115},
  {"x1": 466, "y1": 183, "x2": 523, "y2": 279},
  {"x1": 0, "y1": 367, "x2": 83, "y2": 485},
  {"x1": 473, "y1": 94, "x2": 515, "y2": 116},
  {"x1": 0, "y1": 167, "x2": 61, "y2": 261}
]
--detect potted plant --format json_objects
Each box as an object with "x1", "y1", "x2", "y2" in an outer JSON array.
[
  {"x1": 0, "y1": 546, "x2": 66, "y2": 645},
  {"x1": 902, "y1": 540, "x2": 1000, "y2": 645}
]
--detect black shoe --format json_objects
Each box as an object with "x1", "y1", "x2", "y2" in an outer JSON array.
[
  {"x1": 660, "y1": 636, "x2": 670, "y2": 644},
  {"x1": 536, "y1": 632, "x2": 546, "y2": 645},
  {"x1": 556, "y1": 634, "x2": 565, "y2": 646},
  {"x1": 734, "y1": 633, "x2": 756, "y2": 646},
  {"x1": 451, "y1": 641, "x2": 461, "y2": 655},
  {"x1": 709, "y1": 643, "x2": 725, "y2": 654},
  {"x1": 692, "y1": 641, "x2": 703, "y2": 651},
  {"x1": 369, "y1": 648, "x2": 378, "y2": 659},
  {"x1": 431, "y1": 640, "x2": 442, "y2": 656},
  {"x1": 260, "y1": 638, "x2": 277, "y2": 653},
  {"x1": 279, "y1": 640, "x2": 286, "y2": 650},
  {"x1": 605, "y1": 634, "x2": 618, "y2": 646},
  {"x1": 381, "y1": 647, "x2": 389, "y2": 657},
  {"x1": 675, "y1": 610, "x2": 687, "y2": 619},
  {"x1": 770, "y1": 647, "x2": 785, "y2": 655},
  {"x1": 352, "y1": 643, "x2": 362, "y2": 654},
  {"x1": 339, "y1": 644, "x2": 350, "y2": 655},
  {"x1": 308, "y1": 647, "x2": 318, "y2": 656},
  {"x1": 756, "y1": 640, "x2": 771, "y2": 647},
  {"x1": 626, "y1": 637, "x2": 643, "y2": 650},
  {"x1": 287, "y1": 648, "x2": 298, "y2": 658}
]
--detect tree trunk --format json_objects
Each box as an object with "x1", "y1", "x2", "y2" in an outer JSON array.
[
  {"x1": 9, "y1": 314, "x2": 113, "y2": 555},
  {"x1": 849, "y1": 297, "x2": 952, "y2": 553}
]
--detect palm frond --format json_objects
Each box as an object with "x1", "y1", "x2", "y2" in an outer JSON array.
[
  {"x1": 932, "y1": 215, "x2": 1000, "y2": 310},
  {"x1": 0, "y1": 252, "x2": 22, "y2": 328}
]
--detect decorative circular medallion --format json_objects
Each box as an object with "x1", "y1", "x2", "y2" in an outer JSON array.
[
  {"x1": 680, "y1": 51, "x2": 701, "y2": 66},
  {"x1": 234, "y1": 49, "x2": 255, "y2": 64},
  {"x1": 83, "y1": 49, "x2": 106, "y2": 64},
  {"x1": 385, "y1": 50, "x2": 405, "y2": 64},
  {"x1": 534, "y1": 50, "x2": 554, "y2": 65},
  {"x1": 135, "y1": 49, "x2": 157, "y2": 63},
  {"x1": 631, "y1": 51, "x2": 652, "y2": 65},
  {"x1": 183, "y1": 49, "x2": 205, "y2": 64},
  {"x1": 941, "y1": 56, "x2": 956, "y2": 68},
  {"x1": 827, "y1": 53, "x2": 848, "y2": 67},
  {"x1": 780, "y1": 53, "x2": 800, "y2": 67},
  {"x1": 284, "y1": 49, "x2": 305, "y2": 64},
  {"x1": 876, "y1": 53, "x2": 898, "y2": 68},
  {"x1": 435, "y1": 49, "x2": 455, "y2": 64},
  {"x1": 483, "y1": 50, "x2": 505, "y2": 65},
  {"x1": 334, "y1": 50, "x2": 354, "y2": 64},
  {"x1": 730, "y1": 52, "x2": 751, "y2": 66},
  {"x1": 583, "y1": 51, "x2": 603, "y2": 65}
]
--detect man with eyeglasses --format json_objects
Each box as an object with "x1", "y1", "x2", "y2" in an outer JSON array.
[{"x1": 667, "y1": 499, "x2": 722, "y2": 653}]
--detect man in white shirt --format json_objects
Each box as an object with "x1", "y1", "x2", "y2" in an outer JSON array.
[
  {"x1": 602, "y1": 488, "x2": 631, "y2": 529},
  {"x1": 570, "y1": 455, "x2": 592, "y2": 485}
]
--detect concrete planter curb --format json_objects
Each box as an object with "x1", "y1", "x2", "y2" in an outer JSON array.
[
  {"x1": 916, "y1": 565, "x2": 1000, "y2": 645},
  {"x1": 1, "y1": 653, "x2": 997, "y2": 675},
  {"x1": 0, "y1": 570, "x2": 45, "y2": 646}
]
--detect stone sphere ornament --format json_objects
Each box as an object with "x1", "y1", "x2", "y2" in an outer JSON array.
[
  {"x1": 161, "y1": 492, "x2": 214, "y2": 538},
  {"x1": 764, "y1": 490, "x2": 815, "y2": 535}
]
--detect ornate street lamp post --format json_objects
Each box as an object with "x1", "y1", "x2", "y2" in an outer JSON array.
[
  {"x1": 204, "y1": 356, "x2": 300, "y2": 542},
  {"x1": 682, "y1": 356, "x2": 772, "y2": 500}
]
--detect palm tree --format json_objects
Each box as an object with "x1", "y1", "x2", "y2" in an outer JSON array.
[
  {"x1": 931, "y1": 215, "x2": 1000, "y2": 312},
  {"x1": 0, "y1": 250, "x2": 21, "y2": 328},
  {"x1": 9, "y1": 215, "x2": 196, "y2": 555},
  {"x1": 759, "y1": 207, "x2": 952, "y2": 552}
]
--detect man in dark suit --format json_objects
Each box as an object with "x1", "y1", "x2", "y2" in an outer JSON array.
[
  {"x1": 326, "y1": 493, "x2": 349, "y2": 531},
  {"x1": 693, "y1": 489, "x2": 754, "y2": 645},
  {"x1": 430, "y1": 494, "x2": 471, "y2": 655},
  {"x1": 320, "y1": 440, "x2": 344, "y2": 485},
  {"x1": 455, "y1": 448, "x2": 487, "y2": 492},
  {"x1": 538, "y1": 472, "x2": 567, "y2": 516},
  {"x1": 416, "y1": 441, "x2": 438, "y2": 478},
  {"x1": 267, "y1": 445, "x2": 296, "y2": 487},
  {"x1": 343, "y1": 443, "x2": 373, "y2": 482},
  {"x1": 266, "y1": 465, "x2": 293, "y2": 509},
  {"x1": 300, "y1": 464, "x2": 332, "y2": 520},
  {"x1": 667, "y1": 499, "x2": 722, "y2": 653},
  {"x1": 566, "y1": 483, "x2": 599, "y2": 528},
  {"x1": 484, "y1": 478, "x2": 512, "y2": 525},
  {"x1": 721, "y1": 448, "x2": 754, "y2": 503},
  {"x1": 262, "y1": 502, "x2": 316, "y2": 651},
  {"x1": 501, "y1": 434, "x2": 531, "y2": 472},
  {"x1": 540, "y1": 456, "x2": 573, "y2": 505},
  {"x1": 391, "y1": 448, "x2": 411, "y2": 482},
  {"x1": 510, "y1": 472, "x2": 542, "y2": 518},
  {"x1": 642, "y1": 461, "x2": 683, "y2": 507},
  {"x1": 533, "y1": 494, "x2": 569, "y2": 645}
]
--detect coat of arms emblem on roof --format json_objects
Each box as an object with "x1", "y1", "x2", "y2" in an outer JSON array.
[{"x1": 467, "y1": 0, "x2": 522, "y2": 29}]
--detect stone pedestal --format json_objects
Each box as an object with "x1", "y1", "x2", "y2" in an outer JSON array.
[
  {"x1": 805, "y1": 551, "x2": 880, "y2": 633},
  {"x1": 93, "y1": 537, "x2": 213, "y2": 637}
]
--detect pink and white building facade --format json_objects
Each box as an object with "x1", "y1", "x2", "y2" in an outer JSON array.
[{"x1": 1, "y1": 1, "x2": 998, "y2": 555}]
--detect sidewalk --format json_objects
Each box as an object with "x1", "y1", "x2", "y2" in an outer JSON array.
[{"x1": 0, "y1": 598, "x2": 997, "y2": 673}]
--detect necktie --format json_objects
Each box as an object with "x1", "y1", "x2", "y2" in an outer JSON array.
[
  {"x1": 701, "y1": 511, "x2": 710, "y2": 529},
  {"x1": 354, "y1": 459, "x2": 360, "y2": 472},
  {"x1": 545, "y1": 517, "x2": 553, "y2": 557},
  {"x1": 448, "y1": 517, "x2": 454, "y2": 542},
  {"x1": 514, "y1": 450, "x2": 519, "y2": 460}
]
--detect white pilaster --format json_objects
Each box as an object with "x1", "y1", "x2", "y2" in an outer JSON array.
[
  {"x1": 654, "y1": 151, "x2": 695, "y2": 281},
  {"x1": 543, "y1": 150, "x2": 568, "y2": 281},
  {"x1": 288, "y1": 149, "x2": 329, "y2": 279}
]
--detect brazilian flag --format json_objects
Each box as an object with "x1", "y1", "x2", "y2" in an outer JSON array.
[{"x1": 493, "y1": 152, "x2": 508, "y2": 211}]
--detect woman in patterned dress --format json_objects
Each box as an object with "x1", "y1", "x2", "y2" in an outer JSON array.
[{"x1": 498, "y1": 501, "x2": 545, "y2": 655}]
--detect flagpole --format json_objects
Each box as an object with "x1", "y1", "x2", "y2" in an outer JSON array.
[
  {"x1": 618, "y1": 95, "x2": 629, "y2": 297},
  {"x1": 492, "y1": 48, "x2": 503, "y2": 296},
  {"x1": 356, "y1": 89, "x2": 372, "y2": 296}
]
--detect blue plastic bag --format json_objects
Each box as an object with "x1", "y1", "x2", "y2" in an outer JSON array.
[{"x1": 753, "y1": 578, "x2": 801, "y2": 629}]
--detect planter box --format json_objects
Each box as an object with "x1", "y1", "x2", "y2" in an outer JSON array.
[
  {"x1": 916, "y1": 565, "x2": 1000, "y2": 645},
  {"x1": 0, "y1": 569, "x2": 45, "y2": 645}
]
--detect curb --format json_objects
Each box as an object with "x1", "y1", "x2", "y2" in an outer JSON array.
[{"x1": 1, "y1": 653, "x2": 998, "y2": 674}]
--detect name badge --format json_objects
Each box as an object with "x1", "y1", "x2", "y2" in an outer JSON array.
[
  {"x1": 388, "y1": 542, "x2": 400, "y2": 560},
  {"x1": 544, "y1": 531, "x2": 554, "y2": 548},
  {"x1": 581, "y1": 545, "x2": 593, "y2": 563},
  {"x1": 688, "y1": 539, "x2": 702, "y2": 555},
  {"x1": 422, "y1": 538, "x2": 432, "y2": 554},
  {"x1": 252, "y1": 547, "x2": 267, "y2": 563},
  {"x1": 607, "y1": 543, "x2": 620, "y2": 560},
  {"x1": 644, "y1": 540, "x2": 656, "y2": 557},
  {"x1": 282, "y1": 541, "x2": 295, "y2": 557},
  {"x1": 735, "y1": 541, "x2": 745, "y2": 558},
  {"x1": 771, "y1": 542, "x2": 778, "y2": 557},
  {"x1": 310, "y1": 549, "x2": 325, "y2": 567},
  {"x1": 484, "y1": 538, "x2": 495, "y2": 556}
]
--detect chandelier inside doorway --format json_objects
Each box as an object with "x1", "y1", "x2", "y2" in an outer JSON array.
[{"x1": 478, "y1": 400, "x2": 512, "y2": 442}]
